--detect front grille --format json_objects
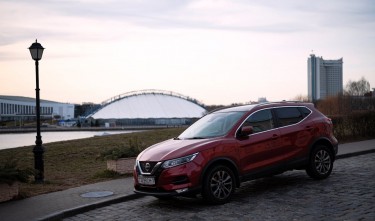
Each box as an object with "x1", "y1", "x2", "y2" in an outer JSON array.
[{"x1": 139, "y1": 161, "x2": 158, "y2": 173}]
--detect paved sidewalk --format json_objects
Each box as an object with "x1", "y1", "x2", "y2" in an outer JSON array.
[
  {"x1": 336, "y1": 139, "x2": 375, "y2": 158},
  {"x1": 0, "y1": 139, "x2": 374, "y2": 221}
]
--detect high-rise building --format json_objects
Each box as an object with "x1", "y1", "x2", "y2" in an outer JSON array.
[{"x1": 308, "y1": 54, "x2": 343, "y2": 101}]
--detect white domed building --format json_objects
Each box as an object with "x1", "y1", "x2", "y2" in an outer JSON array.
[{"x1": 89, "y1": 90, "x2": 207, "y2": 126}]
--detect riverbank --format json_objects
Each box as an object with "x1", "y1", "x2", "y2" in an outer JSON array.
[
  {"x1": 0, "y1": 128, "x2": 186, "y2": 198},
  {"x1": 0, "y1": 125, "x2": 182, "y2": 134},
  {"x1": 0, "y1": 130, "x2": 141, "y2": 150}
]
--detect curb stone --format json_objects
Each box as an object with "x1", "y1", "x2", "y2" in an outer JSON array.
[
  {"x1": 336, "y1": 149, "x2": 375, "y2": 159},
  {"x1": 38, "y1": 194, "x2": 143, "y2": 221}
]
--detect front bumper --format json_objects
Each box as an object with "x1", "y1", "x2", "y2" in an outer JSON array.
[
  {"x1": 134, "y1": 186, "x2": 201, "y2": 197},
  {"x1": 133, "y1": 158, "x2": 203, "y2": 196}
]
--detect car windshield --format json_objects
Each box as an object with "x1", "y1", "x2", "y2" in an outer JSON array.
[{"x1": 178, "y1": 111, "x2": 246, "y2": 139}]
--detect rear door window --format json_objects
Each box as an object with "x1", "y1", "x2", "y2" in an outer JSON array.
[{"x1": 274, "y1": 107, "x2": 304, "y2": 127}]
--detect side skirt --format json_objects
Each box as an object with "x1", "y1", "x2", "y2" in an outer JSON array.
[{"x1": 239, "y1": 157, "x2": 308, "y2": 182}]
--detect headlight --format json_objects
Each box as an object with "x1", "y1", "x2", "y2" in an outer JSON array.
[{"x1": 161, "y1": 153, "x2": 199, "y2": 169}]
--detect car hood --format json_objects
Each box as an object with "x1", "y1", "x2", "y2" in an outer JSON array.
[{"x1": 137, "y1": 138, "x2": 221, "y2": 162}]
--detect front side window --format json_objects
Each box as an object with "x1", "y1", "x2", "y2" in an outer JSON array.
[
  {"x1": 242, "y1": 109, "x2": 274, "y2": 133},
  {"x1": 275, "y1": 107, "x2": 304, "y2": 127}
]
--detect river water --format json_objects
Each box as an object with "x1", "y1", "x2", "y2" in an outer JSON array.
[{"x1": 0, "y1": 131, "x2": 138, "y2": 150}]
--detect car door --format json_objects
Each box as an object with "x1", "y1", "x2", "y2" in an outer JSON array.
[
  {"x1": 238, "y1": 109, "x2": 282, "y2": 174},
  {"x1": 273, "y1": 107, "x2": 313, "y2": 161}
]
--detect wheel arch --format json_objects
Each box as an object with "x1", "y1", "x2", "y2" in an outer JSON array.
[
  {"x1": 309, "y1": 137, "x2": 336, "y2": 161},
  {"x1": 200, "y1": 157, "x2": 241, "y2": 188}
]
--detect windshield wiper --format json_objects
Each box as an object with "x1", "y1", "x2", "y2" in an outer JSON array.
[{"x1": 188, "y1": 137, "x2": 206, "y2": 139}]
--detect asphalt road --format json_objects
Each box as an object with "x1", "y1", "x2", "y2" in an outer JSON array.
[{"x1": 64, "y1": 153, "x2": 375, "y2": 221}]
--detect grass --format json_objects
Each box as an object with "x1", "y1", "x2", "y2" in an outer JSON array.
[
  {"x1": 0, "y1": 127, "x2": 185, "y2": 198},
  {"x1": 1, "y1": 125, "x2": 370, "y2": 199}
]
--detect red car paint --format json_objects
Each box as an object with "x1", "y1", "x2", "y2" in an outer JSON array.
[{"x1": 134, "y1": 102, "x2": 338, "y2": 204}]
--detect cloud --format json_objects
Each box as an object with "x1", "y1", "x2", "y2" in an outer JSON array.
[{"x1": 2, "y1": 0, "x2": 374, "y2": 47}]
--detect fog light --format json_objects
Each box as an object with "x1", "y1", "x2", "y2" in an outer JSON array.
[{"x1": 175, "y1": 188, "x2": 188, "y2": 193}]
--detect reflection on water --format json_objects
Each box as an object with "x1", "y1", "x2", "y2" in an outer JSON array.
[{"x1": 0, "y1": 131, "x2": 137, "y2": 150}]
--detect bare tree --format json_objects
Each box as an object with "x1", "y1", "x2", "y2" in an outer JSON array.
[
  {"x1": 292, "y1": 94, "x2": 309, "y2": 102},
  {"x1": 345, "y1": 77, "x2": 370, "y2": 96}
]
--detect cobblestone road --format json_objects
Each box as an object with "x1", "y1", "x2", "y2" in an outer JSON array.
[{"x1": 65, "y1": 153, "x2": 375, "y2": 221}]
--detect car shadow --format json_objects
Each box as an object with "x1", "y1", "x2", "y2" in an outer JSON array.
[{"x1": 144, "y1": 170, "x2": 323, "y2": 209}]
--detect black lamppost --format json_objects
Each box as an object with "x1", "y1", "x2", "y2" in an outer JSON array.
[{"x1": 28, "y1": 39, "x2": 45, "y2": 183}]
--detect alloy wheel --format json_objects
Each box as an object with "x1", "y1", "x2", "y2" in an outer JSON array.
[
  {"x1": 314, "y1": 149, "x2": 331, "y2": 175},
  {"x1": 210, "y1": 170, "x2": 233, "y2": 200}
]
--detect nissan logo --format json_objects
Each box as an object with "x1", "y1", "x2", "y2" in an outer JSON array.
[{"x1": 145, "y1": 163, "x2": 151, "y2": 172}]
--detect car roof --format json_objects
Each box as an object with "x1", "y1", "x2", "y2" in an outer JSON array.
[{"x1": 214, "y1": 101, "x2": 314, "y2": 113}]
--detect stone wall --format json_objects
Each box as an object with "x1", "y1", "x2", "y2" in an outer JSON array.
[
  {"x1": 107, "y1": 157, "x2": 136, "y2": 174},
  {"x1": 0, "y1": 182, "x2": 19, "y2": 202}
]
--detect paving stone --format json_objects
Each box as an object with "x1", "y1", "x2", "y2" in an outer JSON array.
[{"x1": 64, "y1": 153, "x2": 375, "y2": 221}]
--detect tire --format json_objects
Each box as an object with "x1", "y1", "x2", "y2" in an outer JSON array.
[
  {"x1": 202, "y1": 165, "x2": 235, "y2": 204},
  {"x1": 306, "y1": 145, "x2": 333, "y2": 180}
]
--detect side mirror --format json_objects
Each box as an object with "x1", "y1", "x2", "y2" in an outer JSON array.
[{"x1": 238, "y1": 126, "x2": 253, "y2": 138}]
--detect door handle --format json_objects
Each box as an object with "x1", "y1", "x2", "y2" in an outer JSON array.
[{"x1": 271, "y1": 134, "x2": 279, "y2": 140}]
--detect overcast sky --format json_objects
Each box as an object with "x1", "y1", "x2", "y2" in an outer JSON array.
[{"x1": 1, "y1": 0, "x2": 374, "y2": 105}]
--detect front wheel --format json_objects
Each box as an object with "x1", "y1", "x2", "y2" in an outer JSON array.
[
  {"x1": 202, "y1": 165, "x2": 235, "y2": 204},
  {"x1": 306, "y1": 145, "x2": 333, "y2": 180}
]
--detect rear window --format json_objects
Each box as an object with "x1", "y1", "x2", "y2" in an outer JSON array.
[
  {"x1": 274, "y1": 107, "x2": 304, "y2": 127},
  {"x1": 298, "y1": 107, "x2": 312, "y2": 117}
]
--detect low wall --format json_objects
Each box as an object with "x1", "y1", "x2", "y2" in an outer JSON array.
[
  {"x1": 107, "y1": 157, "x2": 136, "y2": 174},
  {"x1": 0, "y1": 182, "x2": 19, "y2": 202}
]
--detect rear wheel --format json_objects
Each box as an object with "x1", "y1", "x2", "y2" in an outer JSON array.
[
  {"x1": 306, "y1": 145, "x2": 333, "y2": 180},
  {"x1": 202, "y1": 165, "x2": 235, "y2": 204}
]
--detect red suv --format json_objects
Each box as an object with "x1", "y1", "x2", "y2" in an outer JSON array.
[{"x1": 134, "y1": 102, "x2": 338, "y2": 204}]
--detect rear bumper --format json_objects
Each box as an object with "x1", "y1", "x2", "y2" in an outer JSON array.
[{"x1": 333, "y1": 143, "x2": 338, "y2": 155}]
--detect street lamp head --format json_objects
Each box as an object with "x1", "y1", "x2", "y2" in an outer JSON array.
[{"x1": 28, "y1": 39, "x2": 45, "y2": 61}]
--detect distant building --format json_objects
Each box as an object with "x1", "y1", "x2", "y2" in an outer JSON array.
[
  {"x1": 89, "y1": 89, "x2": 206, "y2": 126},
  {"x1": 74, "y1": 102, "x2": 101, "y2": 118},
  {"x1": 308, "y1": 54, "x2": 343, "y2": 101},
  {"x1": 0, "y1": 95, "x2": 74, "y2": 122},
  {"x1": 258, "y1": 97, "x2": 268, "y2": 103}
]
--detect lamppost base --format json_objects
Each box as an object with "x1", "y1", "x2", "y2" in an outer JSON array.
[{"x1": 33, "y1": 143, "x2": 45, "y2": 183}]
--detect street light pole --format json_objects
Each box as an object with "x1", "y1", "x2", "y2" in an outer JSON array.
[{"x1": 29, "y1": 40, "x2": 45, "y2": 183}]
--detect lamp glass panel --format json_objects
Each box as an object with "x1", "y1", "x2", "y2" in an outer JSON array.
[{"x1": 29, "y1": 48, "x2": 44, "y2": 60}]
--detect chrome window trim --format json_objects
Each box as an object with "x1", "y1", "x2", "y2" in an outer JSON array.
[{"x1": 235, "y1": 105, "x2": 313, "y2": 138}]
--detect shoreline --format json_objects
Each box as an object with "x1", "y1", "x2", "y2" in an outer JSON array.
[{"x1": 0, "y1": 125, "x2": 184, "y2": 134}]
